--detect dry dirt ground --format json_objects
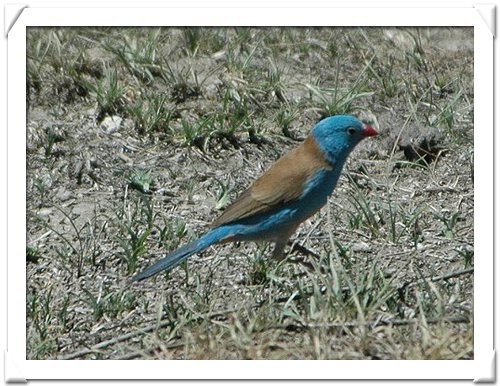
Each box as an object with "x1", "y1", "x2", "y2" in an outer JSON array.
[{"x1": 26, "y1": 27, "x2": 473, "y2": 360}]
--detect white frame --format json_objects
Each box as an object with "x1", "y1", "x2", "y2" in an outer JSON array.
[{"x1": 6, "y1": 4, "x2": 494, "y2": 382}]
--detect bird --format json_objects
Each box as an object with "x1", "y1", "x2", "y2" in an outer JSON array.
[{"x1": 132, "y1": 115, "x2": 377, "y2": 282}]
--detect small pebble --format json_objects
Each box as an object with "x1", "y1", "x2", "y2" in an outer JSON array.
[{"x1": 100, "y1": 115, "x2": 122, "y2": 134}]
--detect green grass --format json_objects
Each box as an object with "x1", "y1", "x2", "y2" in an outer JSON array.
[
  {"x1": 128, "y1": 95, "x2": 173, "y2": 135},
  {"x1": 103, "y1": 28, "x2": 163, "y2": 84},
  {"x1": 81, "y1": 67, "x2": 128, "y2": 120}
]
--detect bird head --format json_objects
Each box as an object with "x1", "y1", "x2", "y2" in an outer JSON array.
[{"x1": 311, "y1": 115, "x2": 377, "y2": 164}]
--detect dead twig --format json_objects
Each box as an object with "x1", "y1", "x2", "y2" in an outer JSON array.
[
  {"x1": 59, "y1": 319, "x2": 174, "y2": 360},
  {"x1": 273, "y1": 315, "x2": 470, "y2": 332},
  {"x1": 399, "y1": 266, "x2": 474, "y2": 293},
  {"x1": 113, "y1": 342, "x2": 185, "y2": 360}
]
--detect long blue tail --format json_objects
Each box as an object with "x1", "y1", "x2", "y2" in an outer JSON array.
[{"x1": 131, "y1": 227, "x2": 231, "y2": 282}]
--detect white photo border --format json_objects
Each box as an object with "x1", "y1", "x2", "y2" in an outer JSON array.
[{"x1": 7, "y1": 4, "x2": 494, "y2": 381}]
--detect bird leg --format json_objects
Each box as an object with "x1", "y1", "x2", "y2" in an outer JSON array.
[
  {"x1": 271, "y1": 226, "x2": 302, "y2": 260},
  {"x1": 271, "y1": 238, "x2": 289, "y2": 261}
]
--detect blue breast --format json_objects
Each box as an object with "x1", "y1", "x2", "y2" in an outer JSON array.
[{"x1": 221, "y1": 168, "x2": 342, "y2": 241}]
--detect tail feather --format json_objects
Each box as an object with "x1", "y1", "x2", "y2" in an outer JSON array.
[{"x1": 131, "y1": 227, "x2": 230, "y2": 282}]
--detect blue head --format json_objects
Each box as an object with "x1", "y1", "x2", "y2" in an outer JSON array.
[{"x1": 311, "y1": 115, "x2": 377, "y2": 165}]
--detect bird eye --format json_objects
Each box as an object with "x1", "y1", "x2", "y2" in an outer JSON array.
[{"x1": 347, "y1": 127, "x2": 356, "y2": 135}]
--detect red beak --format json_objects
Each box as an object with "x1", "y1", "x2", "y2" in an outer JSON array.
[{"x1": 363, "y1": 125, "x2": 378, "y2": 137}]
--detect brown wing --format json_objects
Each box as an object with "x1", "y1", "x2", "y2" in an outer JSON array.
[{"x1": 212, "y1": 136, "x2": 333, "y2": 227}]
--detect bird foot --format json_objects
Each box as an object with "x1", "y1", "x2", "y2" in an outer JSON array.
[{"x1": 288, "y1": 242, "x2": 321, "y2": 259}]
